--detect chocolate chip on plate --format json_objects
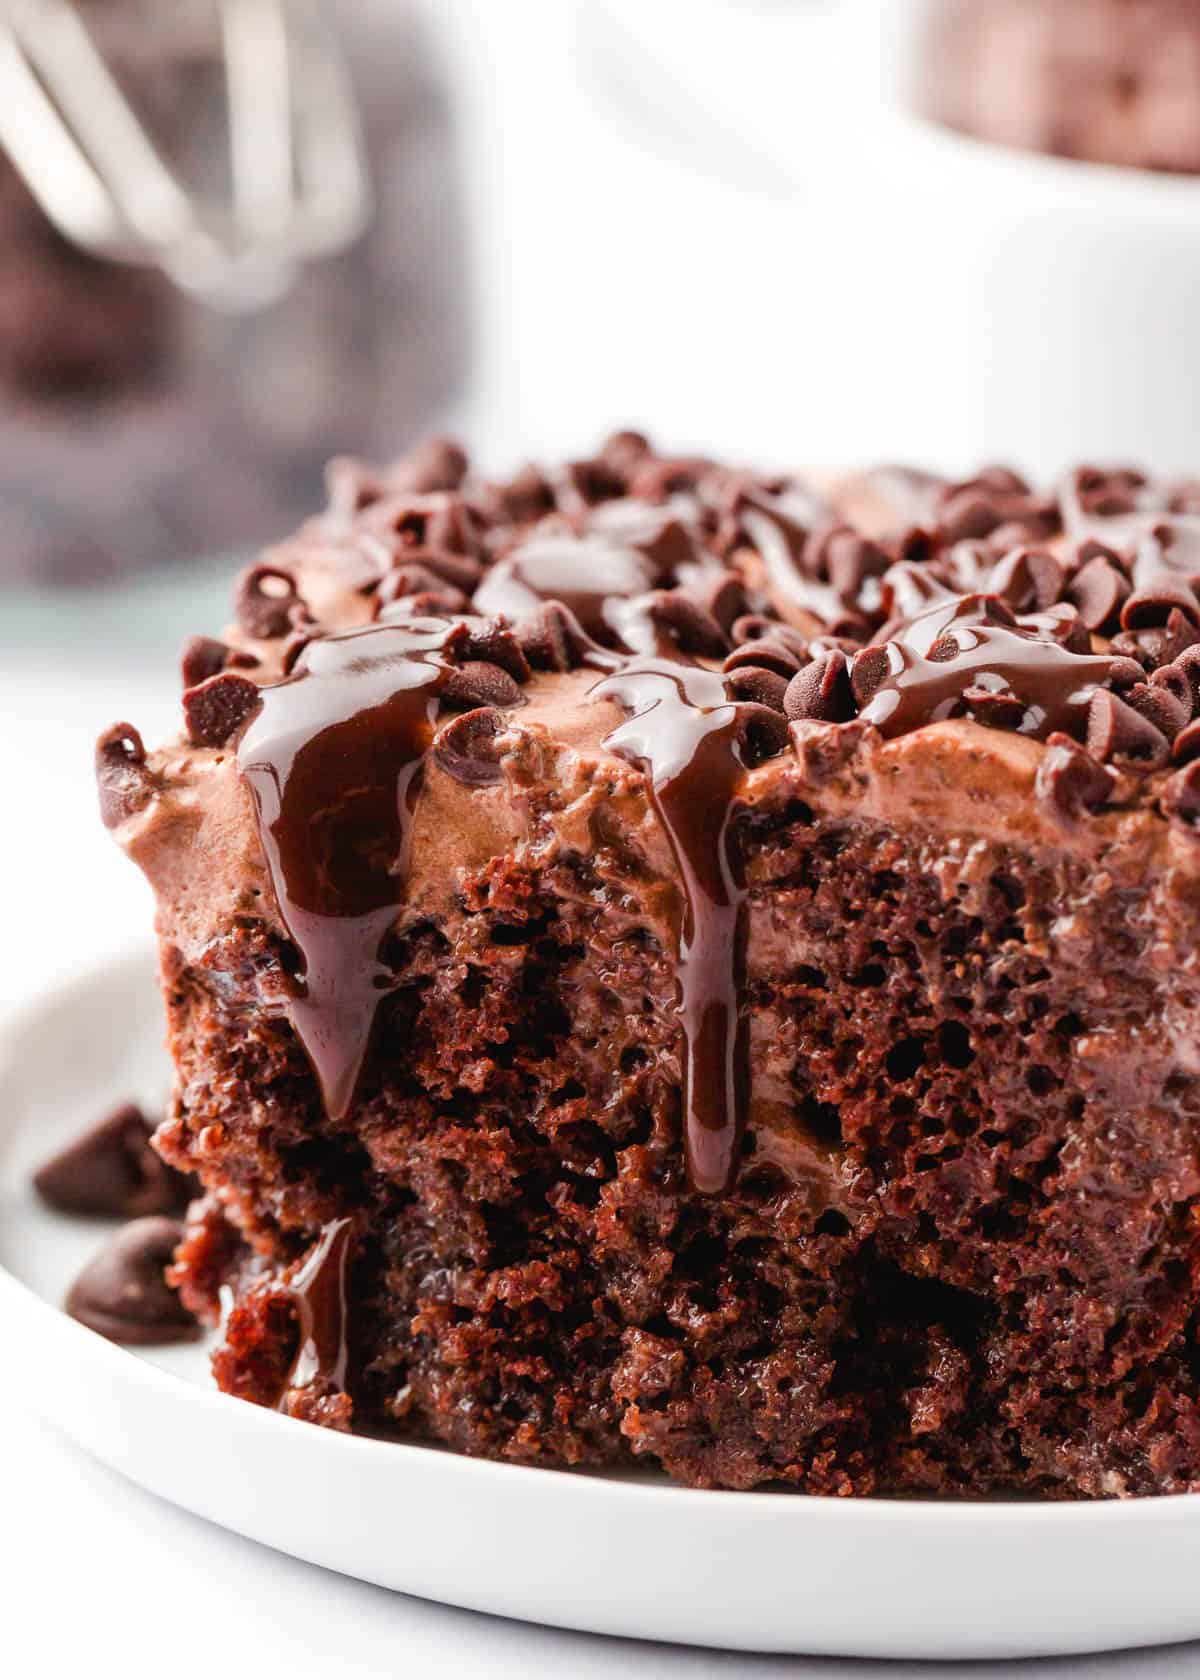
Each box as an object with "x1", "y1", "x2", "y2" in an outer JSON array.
[
  {"x1": 65, "y1": 1217, "x2": 201, "y2": 1345},
  {"x1": 34, "y1": 1102, "x2": 195, "y2": 1219}
]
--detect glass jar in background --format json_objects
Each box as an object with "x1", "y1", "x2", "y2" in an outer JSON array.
[
  {"x1": 915, "y1": 0, "x2": 1200, "y2": 175},
  {"x1": 0, "y1": 0, "x2": 470, "y2": 585}
]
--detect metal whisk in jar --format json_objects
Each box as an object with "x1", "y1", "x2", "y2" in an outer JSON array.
[{"x1": 0, "y1": 0, "x2": 469, "y2": 583}]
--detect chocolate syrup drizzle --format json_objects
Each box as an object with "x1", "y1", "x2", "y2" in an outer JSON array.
[
  {"x1": 239, "y1": 620, "x2": 456, "y2": 1119},
  {"x1": 285, "y1": 1216, "x2": 352, "y2": 1396},
  {"x1": 589, "y1": 658, "x2": 752, "y2": 1195},
  {"x1": 859, "y1": 594, "x2": 1131, "y2": 739}
]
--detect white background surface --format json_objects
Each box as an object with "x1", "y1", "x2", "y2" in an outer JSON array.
[{"x1": 6, "y1": 2, "x2": 1200, "y2": 1672}]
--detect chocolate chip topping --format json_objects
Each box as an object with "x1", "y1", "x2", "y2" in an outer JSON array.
[
  {"x1": 183, "y1": 672, "x2": 263, "y2": 748},
  {"x1": 66, "y1": 1216, "x2": 200, "y2": 1345},
  {"x1": 95, "y1": 722, "x2": 155, "y2": 830},
  {"x1": 432, "y1": 706, "x2": 508, "y2": 786},
  {"x1": 34, "y1": 1102, "x2": 194, "y2": 1219},
  {"x1": 235, "y1": 565, "x2": 306, "y2": 641},
  {"x1": 1035, "y1": 734, "x2": 1116, "y2": 827}
]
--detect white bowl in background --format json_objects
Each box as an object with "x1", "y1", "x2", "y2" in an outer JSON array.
[{"x1": 431, "y1": 0, "x2": 1200, "y2": 477}]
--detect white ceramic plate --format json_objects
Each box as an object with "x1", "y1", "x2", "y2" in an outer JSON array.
[{"x1": 5, "y1": 952, "x2": 1200, "y2": 1660}]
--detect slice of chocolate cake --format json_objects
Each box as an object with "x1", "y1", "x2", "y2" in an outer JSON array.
[{"x1": 99, "y1": 434, "x2": 1200, "y2": 1494}]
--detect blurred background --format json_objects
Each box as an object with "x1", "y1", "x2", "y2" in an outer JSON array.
[{"x1": 6, "y1": 0, "x2": 1200, "y2": 996}]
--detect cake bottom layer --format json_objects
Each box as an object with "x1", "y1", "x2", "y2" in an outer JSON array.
[{"x1": 160, "y1": 803, "x2": 1200, "y2": 1496}]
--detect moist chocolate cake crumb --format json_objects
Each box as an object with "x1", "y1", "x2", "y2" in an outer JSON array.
[{"x1": 99, "y1": 436, "x2": 1200, "y2": 1495}]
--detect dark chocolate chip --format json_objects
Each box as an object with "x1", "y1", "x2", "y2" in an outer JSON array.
[
  {"x1": 963, "y1": 686, "x2": 1027, "y2": 730},
  {"x1": 784, "y1": 651, "x2": 856, "y2": 723},
  {"x1": 850, "y1": 644, "x2": 894, "y2": 708},
  {"x1": 95, "y1": 722, "x2": 155, "y2": 830},
  {"x1": 183, "y1": 672, "x2": 262, "y2": 748},
  {"x1": 989, "y1": 548, "x2": 1064, "y2": 614},
  {"x1": 1152, "y1": 646, "x2": 1200, "y2": 716},
  {"x1": 1086, "y1": 689, "x2": 1170, "y2": 772},
  {"x1": 1068, "y1": 549, "x2": 1131, "y2": 640},
  {"x1": 1121, "y1": 578, "x2": 1200, "y2": 631},
  {"x1": 723, "y1": 638, "x2": 804, "y2": 679},
  {"x1": 822, "y1": 530, "x2": 890, "y2": 600},
  {"x1": 235, "y1": 565, "x2": 302, "y2": 640},
  {"x1": 1112, "y1": 609, "x2": 1200, "y2": 671},
  {"x1": 638, "y1": 590, "x2": 728, "y2": 658},
  {"x1": 387, "y1": 436, "x2": 468, "y2": 495},
  {"x1": 1035, "y1": 732, "x2": 1116, "y2": 826},
  {"x1": 513, "y1": 601, "x2": 583, "y2": 672},
  {"x1": 734, "y1": 702, "x2": 791, "y2": 766},
  {"x1": 179, "y1": 638, "x2": 225, "y2": 688},
  {"x1": 450, "y1": 620, "x2": 533, "y2": 682},
  {"x1": 724, "y1": 665, "x2": 790, "y2": 711},
  {"x1": 432, "y1": 706, "x2": 507, "y2": 785},
  {"x1": 688, "y1": 570, "x2": 748, "y2": 635},
  {"x1": 417, "y1": 546, "x2": 484, "y2": 591},
  {"x1": 34, "y1": 1102, "x2": 193, "y2": 1219},
  {"x1": 442, "y1": 660, "x2": 524, "y2": 711},
  {"x1": 65, "y1": 1216, "x2": 200, "y2": 1346},
  {"x1": 1125, "y1": 681, "x2": 1189, "y2": 742}
]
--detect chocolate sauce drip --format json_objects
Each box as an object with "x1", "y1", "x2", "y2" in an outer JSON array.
[
  {"x1": 860, "y1": 594, "x2": 1131, "y2": 739},
  {"x1": 590, "y1": 657, "x2": 751, "y2": 1196},
  {"x1": 286, "y1": 1217, "x2": 352, "y2": 1395},
  {"x1": 474, "y1": 496, "x2": 714, "y2": 642},
  {"x1": 239, "y1": 621, "x2": 456, "y2": 1118}
]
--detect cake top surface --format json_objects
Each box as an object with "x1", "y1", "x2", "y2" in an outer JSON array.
[{"x1": 99, "y1": 433, "x2": 1200, "y2": 1195}]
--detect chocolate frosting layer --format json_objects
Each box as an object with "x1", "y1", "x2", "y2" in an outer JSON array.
[{"x1": 104, "y1": 437, "x2": 1200, "y2": 1196}]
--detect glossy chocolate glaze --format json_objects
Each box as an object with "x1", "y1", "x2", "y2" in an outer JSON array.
[
  {"x1": 859, "y1": 594, "x2": 1134, "y2": 739},
  {"x1": 590, "y1": 658, "x2": 751, "y2": 1195},
  {"x1": 239, "y1": 621, "x2": 456, "y2": 1119}
]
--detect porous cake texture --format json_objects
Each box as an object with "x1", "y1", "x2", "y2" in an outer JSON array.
[{"x1": 101, "y1": 434, "x2": 1200, "y2": 1494}]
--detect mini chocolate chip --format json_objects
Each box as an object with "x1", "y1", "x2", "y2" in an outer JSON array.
[
  {"x1": 387, "y1": 436, "x2": 468, "y2": 495},
  {"x1": 442, "y1": 660, "x2": 524, "y2": 711},
  {"x1": 66, "y1": 1217, "x2": 200, "y2": 1346},
  {"x1": 725, "y1": 665, "x2": 790, "y2": 711},
  {"x1": 376, "y1": 564, "x2": 469, "y2": 615},
  {"x1": 637, "y1": 590, "x2": 727, "y2": 657},
  {"x1": 180, "y1": 636, "x2": 255, "y2": 690},
  {"x1": 730, "y1": 613, "x2": 775, "y2": 646},
  {"x1": 1086, "y1": 689, "x2": 1170, "y2": 772},
  {"x1": 850, "y1": 643, "x2": 894, "y2": 708},
  {"x1": 963, "y1": 686, "x2": 1027, "y2": 730},
  {"x1": 514, "y1": 601, "x2": 578, "y2": 671},
  {"x1": 235, "y1": 565, "x2": 302, "y2": 640},
  {"x1": 734, "y1": 702, "x2": 791, "y2": 766},
  {"x1": 1071, "y1": 558, "x2": 1133, "y2": 633},
  {"x1": 1152, "y1": 646, "x2": 1200, "y2": 716},
  {"x1": 450, "y1": 620, "x2": 533, "y2": 682},
  {"x1": 1173, "y1": 718, "x2": 1200, "y2": 765},
  {"x1": 823, "y1": 530, "x2": 890, "y2": 601},
  {"x1": 1121, "y1": 578, "x2": 1200, "y2": 631},
  {"x1": 1162, "y1": 761, "x2": 1200, "y2": 830},
  {"x1": 432, "y1": 706, "x2": 508, "y2": 785},
  {"x1": 183, "y1": 672, "x2": 262, "y2": 748},
  {"x1": 1125, "y1": 681, "x2": 1189, "y2": 741},
  {"x1": 34, "y1": 1103, "x2": 194, "y2": 1219},
  {"x1": 1035, "y1": 733, "x2": 1116, "y2": 826},
  {"x1": 784, "y1": 651, "x2": 856, "y2": 723},
  {"x1": 989, "y1": 548, "x2": 1064, "y2": 614},
  {"x1": 96, "y1": 723, "x2": 156, "y2": 830},
  {"x1": 1112, "y1": 609, "x2": 1200, "y2": 671},
  {"x1": 723, "y1": 638, "x2": 804, "y2": 679},
  {"x1": 687, "y1": 570, "x2": 748, "y2": 634}
]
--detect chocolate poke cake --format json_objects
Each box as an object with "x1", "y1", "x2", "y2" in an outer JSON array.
[{"x1": 98, "y1": 434, "x2": 1200, "y2": 1496}]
